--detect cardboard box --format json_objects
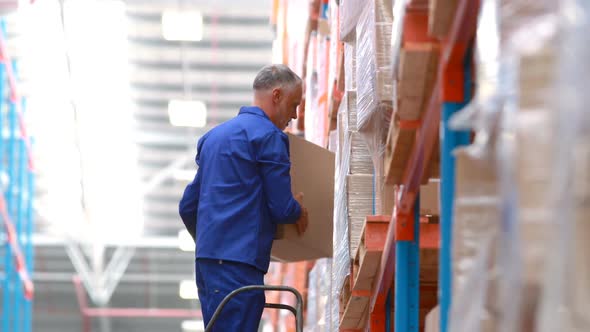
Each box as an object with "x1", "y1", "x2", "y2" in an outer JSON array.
[
  {"x1": 271, "y1": 134, "x2": 335, "y2": 261},
  {"x1": 420, "y1": 180, "x2": 440, "y2": 217},
  {"x1": 347, "y1": 174, "x2": 374, "y2": 258}
]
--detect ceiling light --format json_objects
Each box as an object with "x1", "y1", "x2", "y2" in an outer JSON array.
[
  {"x1": 181, "y1": 320, "x2": 205, "y2": 331},
  {"x1": 161, "y1": 10, "x2": 203, "y2": 41},
  {"x1": 179, "y1": 279, "x2": 199, "y2": 300},
  {"x1": 178, "y1": 229, "x2": 195, "y2": 252},
  {"x1": 168, "y1": 100, "x2": 207, "y2": 128}
]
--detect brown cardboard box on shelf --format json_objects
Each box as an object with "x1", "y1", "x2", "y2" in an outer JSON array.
[
  {"x1": 515, "y1": 112, "x2": 553, "y2": 329},
  {"x1": 571, "y1": 143, "x2": 590, "y2": 322},
  {"x1": 420, "y1": 180, "x2": 440, "y2": 217},
  {"x1": 272, "y1": 134, "x2": 335, "y2": 262},
  {"x1": 428, "y1": 0, "x2": 458, "y2": 38},
  {"x1": 452, "y1": 148, "x2": 500, "y2": 331}
]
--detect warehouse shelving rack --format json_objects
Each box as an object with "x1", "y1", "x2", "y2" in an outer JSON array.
[
  {"x1": 0, "y1": 18, "x2": 35, "y2": 332},
  {"x1": 366, "y1": 1, "x2": 480, "y2": 331}
]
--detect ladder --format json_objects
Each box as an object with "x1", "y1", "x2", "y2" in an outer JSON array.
[{"x1": 204, "y1": 285, "x2": 303, "y2": 332}]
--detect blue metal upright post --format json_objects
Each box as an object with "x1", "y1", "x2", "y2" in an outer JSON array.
[
  {"x1": 439, "y1": 53, "x2": 473, "y2": 332},
  {"x1": 4, "y1": 56, "x2": 18, "y2": 332},
  {"x1": 0, "y1": 19, "x2": 34, "y2": 332},
  {"x1": 0, "y1": 47, "x2": 7, "y2": 331},
  {"x1": 13, "y1": 59, "x2": 30, "y2": 332},
  {"x1": 15, "y1": 136, "x2": 25, "y2": 332},
  {"x1": 394, "y1": 196, "x2": 421, "y2": 332},
  {"x1": 24, "y1": 103, "x2": 34, "y2": 332}
]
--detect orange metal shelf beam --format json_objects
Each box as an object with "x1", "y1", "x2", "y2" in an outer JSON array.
[{"x1": 369, "y1": 0, "x2": 480, "y2": 318}]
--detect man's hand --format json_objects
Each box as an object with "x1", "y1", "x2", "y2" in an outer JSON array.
[
  {"x1": 294, "y1": 192, "x2": 308, "y2": 236},
  {"x1": 294, "y1": 192, "x2": 304, "y2": 205},
  {"x1": 296, "y1": 206, "x2": 308, "y2": 236}
]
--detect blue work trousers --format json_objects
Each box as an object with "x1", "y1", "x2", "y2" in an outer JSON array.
[{"x1": 195, "y1": 258, "x2": 265, "y2": 332}]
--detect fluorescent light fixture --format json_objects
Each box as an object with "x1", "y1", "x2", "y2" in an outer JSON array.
[
  {"x1": 179, "y1": 279, "x2": 199, "y2": 300},
  {"x1": 181, "y1": 320, "x2": 205, "y2": 331},
  {"x1": 178, "y1": 229, "x2": 195, "y2": 252},
  {"x1": 162, "y1": 10, "x2": 203, "y2": 41},
  {"x1": 168, "y1": 100, "x2": 207, "y2": 128}
]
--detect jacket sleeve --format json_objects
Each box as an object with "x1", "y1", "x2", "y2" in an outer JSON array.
[
  {"x1": 179, "y1": 167, "x2": 201, "y2": 241},
  {"x1": 257, "y1": 132, "x2": 302, "y2": 224}
]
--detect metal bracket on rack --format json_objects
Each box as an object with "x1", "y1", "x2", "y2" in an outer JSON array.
[{"x1": 395, "y1": 212, "x2": 414, "y2": 241}]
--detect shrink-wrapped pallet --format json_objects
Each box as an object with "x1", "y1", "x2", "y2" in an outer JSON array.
[
  {"x1": 331, "y1": 103, "x2": 351, "y2": 331},
  {"x1": 536, "y1": 2, "x2": 590, "y2": 332},
  {"x1": 355, "y1": 0, "x2": 393, "y2": 173}
]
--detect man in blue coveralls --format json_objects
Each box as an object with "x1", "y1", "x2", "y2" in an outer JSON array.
[{"x1": 179, "y1": 64, "x2": 309, "y2": 331}]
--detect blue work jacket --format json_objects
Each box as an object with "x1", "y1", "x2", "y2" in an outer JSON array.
[{"x1": 179, "y1": 106, "x2": 302, "y2": 273}]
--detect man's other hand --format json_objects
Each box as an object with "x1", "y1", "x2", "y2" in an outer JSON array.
[
  {"x1": 294, "y1": 192, "x2": 304, "y2": 205},
  {"x1": 296, "y1": 206, "x2": 308, "y2": 236}
]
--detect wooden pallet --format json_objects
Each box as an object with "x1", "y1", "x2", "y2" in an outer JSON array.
[
  {"x1": 420, "y1": 248, "x2": 439, "y2": 284},
  {"x1": 429, "y1": 0, "x2": 459, "y2": 39},
  {"x1": 352, "y1": 216, "x2": 390, "y2": 291},
  {"x1": 384, "y1": 118, "x2": 416, "y2": 185},
  {"x1": 397, "y1": 43, "x2": 440, "y2": 121},
  {"x1": 339, "y1": 276, "x2": 371, "y2": 329}
]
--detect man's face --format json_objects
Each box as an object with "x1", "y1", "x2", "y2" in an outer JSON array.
[{"x1": 274, "y1": 84, "x2": 302, "y2": 130}]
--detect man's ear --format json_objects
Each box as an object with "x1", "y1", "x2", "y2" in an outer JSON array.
[{"x1": 272, "y1": 88, "x2": 282, "y2": 103}]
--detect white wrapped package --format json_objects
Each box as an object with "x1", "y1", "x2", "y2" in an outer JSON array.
[
  {"x1": 346, "y1": 174, "x2": 373, "y2": 259},
  {"x1": 449, "y1": 147, "x2": 500, "y2": 332},
  {"x1": 339, "y1": 0, "x2": 370, "y2": 42},
  {"x1": 305, "y1": 258, "x2": 333, "y2": 332},
  {"x1": 306, "y1": 263, "x2": 319, "y2": 330},
  {"x1": 344, "y1": 42, "x2": 357, "y2": 91},
  {"x1": 345, "y1": 91, "x2": 357, "y2": 132},
  {"x1": 355, "y1": 0, "x2": 393, "y2": 174},
  {"x1": 331, "y1": 103, "x2": 351, "y2": 331},
  {"x1": 537, "y1": 2, "x2": 590, "y2": 332},
  {"x1": 349, "y1": 131, "x2": 373, "y2": 175}
]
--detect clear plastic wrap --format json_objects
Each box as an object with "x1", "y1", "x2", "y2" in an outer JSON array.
[
  {"x1": 331, "y1": 101, "x2": 351, "y2": 332},
  {"x1": 341, "y1": 91, "x2": 373, "y2": 258},
  {"x1": 328, "y1": 129, "x2": 338, "y2": 153},
  {"x1": 349, "y1": 131, "x2": 373, "y2": 175},
  {"x1": 316, "y1": 35, "x2": 331, "y2": 148},
  {"x1": 536, "y1": 2, "x2": 590, "y2": 331},
  {"x1": 304, "y1": 31, "x2": 332, "y2": 148},
  {"x1": 390, "y1": 0, "x2": 408, "y2": 80},
  {"x1": 306, "y1": 258, "x2": 333, "y2": 332},
  {"x1": 495, "y1": 1, "x2": 559, "y2": 331},
  {"x1": 306, "y1": 263, "x2": 319, "y2": 331},
  {"x1": 448, "y1": 147, "x2": 501, "y2": 332},
  {"x1": 355, "y1": 0, "x2": 394, "y2": 172},
  {"x1": 344, "y1": 94, "x2": 372, "y2": 176},
  {"x1": 339, "y1": 0, "x2": 370, "y2": 42},
  {"x1": 321, "y1": 259, "x2": 335, "y2": 331},
  {"x1": 449, "y1": 0, "x2": 502, "y2": 154},
  {"x1": 328, "y1": 0, "x2": 340, "y2": 96},
  {"x1": 345, "y1": 91, "x2": 357, "y2": 131},
  {"x1": 346, "y1": 174, "x2": 374, "y2": 258},
  {"x1": 447, "y1": 1, "x2": 566, "y2": 331},
  {"x1": 305, "y1": 31, "x2": 319, "y2": 142},
  {"x1": 446, "y1": 4, "x2": 505, "y2": 331},
  {"x1": 344, "y1": 41, "x2": 356, "y2": 91}
]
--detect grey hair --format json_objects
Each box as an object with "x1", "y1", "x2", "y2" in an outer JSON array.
[{"x1": 252, "y1": 64, "x2": 302, "y2": 91}]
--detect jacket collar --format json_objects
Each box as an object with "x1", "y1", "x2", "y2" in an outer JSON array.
[{"x1": 239, "y1": 106, "x2": 271, "y2": 121}]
